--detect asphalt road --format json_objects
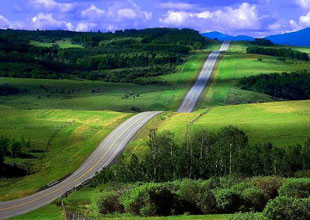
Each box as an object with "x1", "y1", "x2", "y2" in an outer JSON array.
[
  {"x1": 0, "y1": 41, "x2": 229, "y2": 219},
  {"x1": 0, "y1": 111, "x2": 161, "y2": 219},
  {"x1": 178, "y1": 41, "x2": 230, "y2": 113}
]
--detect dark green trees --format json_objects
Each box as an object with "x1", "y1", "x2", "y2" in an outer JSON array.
[
  {"x1": 240, "y1": 71, "x2": 310, "y2": 100},
  {"x1": 92, "y1": 127, "x2": 310, "y2": 185}
]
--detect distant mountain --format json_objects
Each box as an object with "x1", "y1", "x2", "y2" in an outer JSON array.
[
  {"x1": 202, "y1": 31, "x2": 254, "y2": 41},
  {"x1": 265, "y1": 28, "x2": 310, "y2": 46}
]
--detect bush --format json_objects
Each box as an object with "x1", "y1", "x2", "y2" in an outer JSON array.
[
  {"x1": 96, "y1": 191, "x2": 124, "y2": 214},
  {"x1": 120, "y1": 183, "x2": 178, "y2": 216},
  {"x1": 175, "y1": 179, "x2": 216, "y2": 214},
  {"x1": 228, "y1": 212, "x2": 265, "y2": 220},
  {"x1": 279, "y1": 178, "x2": 310, "y2": 198},
  {"x1": 264, "y1": 197, "x2": 310, "y2": 220},
  {"x1": 231, "y1": 182, "x2": 268, "y2": 212},
  {"x1": 214, "y1": 189, "x2": 241, "y2": 213},
  {"x1": 252, "y1": 176, "x2": 285, "y2": 199},
  {"x1": 241, "y1": 187, "x2": 268, "y2": 212}
]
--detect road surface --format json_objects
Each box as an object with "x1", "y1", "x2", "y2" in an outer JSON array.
[
  {"x1": 0, "y1": 41, "x2": 229, "y2": 219},
  {"x1": 0, "y1": 111, "x2": 161, "y2": 219},
  {"x1": 178, "y1": 41, "x2": 230, "y2": 113}
]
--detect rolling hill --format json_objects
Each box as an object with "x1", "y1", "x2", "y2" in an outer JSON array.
[{"x1": 202, "y1": 31, "x2": 254, "y2": 41}]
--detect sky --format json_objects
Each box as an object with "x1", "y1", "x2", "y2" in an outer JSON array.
[{"x1": 0, "y1": 0, "x2": 309, "y2": 37}]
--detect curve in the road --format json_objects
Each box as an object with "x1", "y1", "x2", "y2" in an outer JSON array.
[
  {"x1": 0, "y1": 111, "x2": 161, "y2": 219},
  {"x1": 0, "y1": 41, "x2": 229, "y2": 219},
  {"x1": 178, "y1": 41, "x2": 230, "y2": 113}
]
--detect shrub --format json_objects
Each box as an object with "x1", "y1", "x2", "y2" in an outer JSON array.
[
  {"x1": 175, "y1": 179, "x2": 217, "y2": 214},
  {"x1": 232, "y1": 182, "x2": 268, "y2": 212},
  {"x1": 241, "y1": 187, "x2": 268, "y2": 212},
  {"x1": 214, "y1": 189, "x2": 241, "y2": 213},
  {"x1": 252, "y1": 176, "x2": 285, "y2": 199},
  {"x1": 279, "y1": 178, "x2": 310, "y2": 198},
  {"x1": 263, "y1": 197, "x2": 310, "y2": 220},
  {"x1": 120, "y1": 183, "x2": 178, "y2": 216},
  {"x1": 96, "y1": 191, "x2": 123, "y2": 214},
  {"x1": 228, "y1": 212, "x2": 265, "y2": 220}
]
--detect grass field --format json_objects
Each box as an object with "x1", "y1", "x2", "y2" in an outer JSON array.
[
  {"x1": 0, "y1": 47, "x2": 217, "y2": 201},
  {"x1": 0, "y1": 109, "x2": 132, "y2": 201},
  {"x1": 128, "y1": 100, "x2": 310, "y2": 157},
  {"x1": 30, "y1": 39, "x2": 83, "y2": 49},
  {"x1": 196, "y1": 42, "x2": 310, "y2": 109},
  {"x1": 0, "y1": 49, "x2": 211, "y2": 113},
  {"x1": 12, "y1": 204, "x2": 63, "y2": 220}
]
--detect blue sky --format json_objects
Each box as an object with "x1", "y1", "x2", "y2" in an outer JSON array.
[{"x1": 0, "y1": 0, "x2": 309, "y2": 37}]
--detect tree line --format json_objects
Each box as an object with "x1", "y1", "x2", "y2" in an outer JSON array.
[
  {"x1": 240, "y1": 71, "x2": 310, "y2": 100},
  {"x1": 91, "y1": 127, "x2": 310, "y2": 185},
  {"x1": 0, "y1": 28, "x2": 213, "y2": 83},
  {"x1": 247, "y1": 46, "x2": 309, "y2": 61}
]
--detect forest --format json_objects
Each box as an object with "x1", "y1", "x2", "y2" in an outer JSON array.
[
  {"x1": 0, "y1": 28, "x2": 212, "y2": 83},
  {"x1": 246, "y1": 46, "x2": 309, "y2": 61},
  {"x1": 240, "y1": 71, "x2": 310, "y2": 100},
  {"x1": 87, "y1": 128, "x2": 310, "y2": 218},
  {"x1": 92, "y1": 127, "x2": 310, "y2": 184}
]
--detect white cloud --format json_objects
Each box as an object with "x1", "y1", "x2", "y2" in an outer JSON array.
[
  {"x1": 75, "y1": 22, "x2": 97, "y2": 32},
  {"x1": 81, "y1": 4, "x2": 105, "y2": 20},
  {"x1": 107, "y1": 1, "x2": 152, "y2": 22},
  {"x1": 30, "y1": 0, "x2": 75, "y2": 13},
  {"x1": 158, "y1": 2, "x2": 195, "y2": 10},
  {"x1": 0, "y1": 15, "x2": 11, "y2": 29},
  {"x1": 290, "y1": 11, "x2": 310, "y2": 30},
  {"x1": 159, "y1": 3, "x2": 261, "y2": 32},
  {"x1": 268, "y1": 22, "x2": 283, "y2": 30},
  {"x1": 32, "y1": 12, "x2": 73, "y2": 30},
  {"x1": 117, "y1": 8, "x2": 137, "y2": 20},
  {"x1": 296, "y1": 0, "x2": 310, "y2": 10}
]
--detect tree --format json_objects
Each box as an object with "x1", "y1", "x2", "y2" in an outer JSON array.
[
  {"x1": 9, "y1": 140, "x2": 22, "y2": 158},
  {"x1": 216, "y1": 126, "x2": 248, "y2": 175},
  {"x1": 302, "y1": 139, "x2": 310, "y2": 170}
]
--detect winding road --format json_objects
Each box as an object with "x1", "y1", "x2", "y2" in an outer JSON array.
[{"x1": 0, "y1": 41, "x2": 229, "y2": 220}]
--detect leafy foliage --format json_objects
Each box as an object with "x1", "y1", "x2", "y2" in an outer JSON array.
[
  {"x1": 264, "y1": 197, "x2": 310, "y2": 220},
  {"x1": 0, "y1": 28, "x2": 212, "y2": 83},
  {"x1": 240, "y1": 71, "x2": 310, "y2": 100},
  {"x1": 91, "y1": 127, "x2": 310, "y2": 187},
  {"x1": 279, "y1": 179, "x2": 310, "y2": 198},
  {"x1": 247, "y1": 46, "x2": 309, "y2": 61}
]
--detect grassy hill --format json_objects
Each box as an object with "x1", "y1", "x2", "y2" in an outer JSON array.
[
  {"x1": 0, "y1": 110, "x2": 132, "y2": 201},
  {"x1": 0, "y1": 48, "x2": 215, "y2": 113},
  {"x1": 4, "y1": 38, "x2": 310, "y2": 219},
  {"x1": 197, "y1": 42, "x2": 310, "y2": 109}
]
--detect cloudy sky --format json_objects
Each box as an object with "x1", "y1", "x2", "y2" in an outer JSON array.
[{"x1": 0, "y1": 0, "x2": 309, "y2": 37}]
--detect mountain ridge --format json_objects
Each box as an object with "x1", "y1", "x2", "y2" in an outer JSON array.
[{"x1": 202, "y1": 28, "x2": 310, "y2": 46}]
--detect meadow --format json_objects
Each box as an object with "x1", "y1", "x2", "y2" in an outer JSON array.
[
  {"x1": 0, "y1": 46, "x2": 219, "y2": 201},
  {"x1": 0, "y1": 49, "x2": 213, "y2": 113},
  {"x1": 197, "y1": 42, "x2": 310, "y2": 109},
  {"x1": 7, "y1": 40, "x2": 310, "y2": 219},
  {"x1": 128, "y1": 100, "x2": 310, "y2": 158},
  {"x1": 0, "y1": 109, "x2": 132, "y2": 201},
  {"x1": 30, "y1": 39, "x2": 83, "y2": 49}
]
